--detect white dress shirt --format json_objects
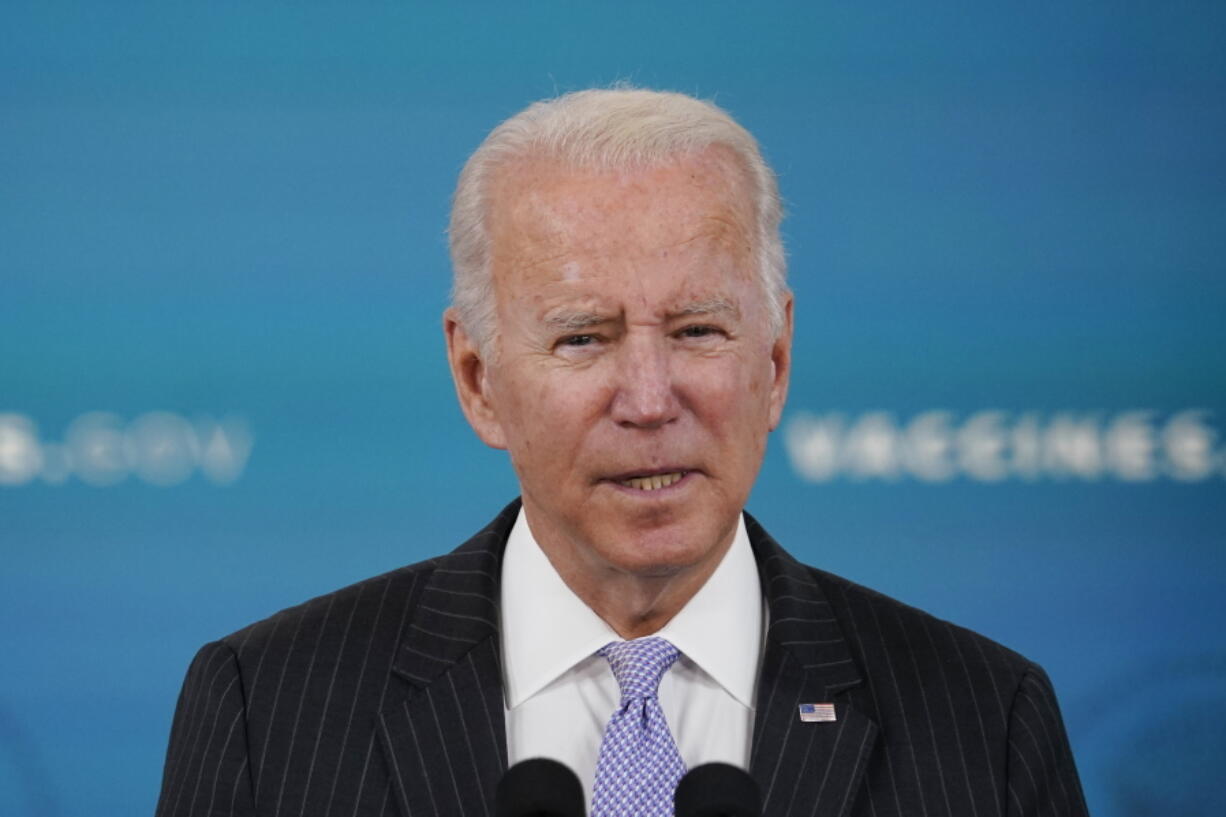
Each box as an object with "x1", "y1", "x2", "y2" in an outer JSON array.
[{"x1": 500, "y1": 508, "x2": 764, "y2": 807}]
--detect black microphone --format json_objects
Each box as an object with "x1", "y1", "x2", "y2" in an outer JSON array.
[
  {"x1": 674, "y1": 763, "x2": 762, "y2": 817},
  {"x1": 496, "y1": 758, "x2": 586, "y2": 817}
]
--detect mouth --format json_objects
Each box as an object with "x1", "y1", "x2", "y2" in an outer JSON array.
[{"x1": 610, "y1": 469, "x2": 690, "y2": 492}]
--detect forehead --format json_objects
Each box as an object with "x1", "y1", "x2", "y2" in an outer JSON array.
[{"x1": 485, "y1": 148, "x2": 757, "y2": 284}]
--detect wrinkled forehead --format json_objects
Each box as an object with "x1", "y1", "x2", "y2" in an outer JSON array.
[{"x1": 484, "y1": 146, "x2": 758, "y2": 272}]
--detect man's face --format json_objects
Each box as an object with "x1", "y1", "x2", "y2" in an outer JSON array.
[{"x1": 448, "y1": 148, "x2": 791, "y2": 585}]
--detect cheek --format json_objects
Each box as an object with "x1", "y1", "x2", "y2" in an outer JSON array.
[
  {"x1": 497, "y1": 368, "x2": 607, "y2": 453},
  {"x1": 687, "y1": 353, "x2": 771, "y2": 414}
]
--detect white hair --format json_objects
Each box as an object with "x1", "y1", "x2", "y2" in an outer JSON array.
[{"x1": 448, "y1": 87, "x2": 787, "y2": 354}]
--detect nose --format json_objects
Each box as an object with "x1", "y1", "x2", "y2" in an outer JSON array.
[{"x1": 609, "y1": 333, "x2": 681, "y2": 429}]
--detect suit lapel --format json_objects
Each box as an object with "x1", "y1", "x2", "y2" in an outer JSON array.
[
  {"x1": 747, "y1": 514, "x2": 878, "y2": 817},
  {"x1": 375, "y1": 504, "x2": 876, "y2": 817},
  {"x1": 378, "y1": 502, "x2": 519, "y2": 817}
]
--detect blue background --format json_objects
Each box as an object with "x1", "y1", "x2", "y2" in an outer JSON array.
[{"x1": 2, "y1": 2, "x2": 1224, "y2": 815}]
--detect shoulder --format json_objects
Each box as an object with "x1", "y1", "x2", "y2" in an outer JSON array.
[
  {"x1": 748, "y1": 513, "x2": 1038, "y2": 701},
  {"x1": 753, "y1": 516, "x2": 1089, "y2": 811},
  {"x1": 218, "y1": 555, "x2": 439, "y2": 660},
  {"x1": 215, "y1": 499, "x2": 519, "y2": 666},
  {"x1": 812, "y1": 562, "x2": 1034, "y2": 677},
  {"x1": 785, "y1": 553, "x2": 1058, "y2": 768}
]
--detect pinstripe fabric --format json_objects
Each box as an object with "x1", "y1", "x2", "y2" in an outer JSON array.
[
  {"x1": 744, "y1": 514, "x2": 1087, "y2": 817},
  {"x1": 158, "y1": 500, "x2": 1086, "y2": 817},
  {"x1": 156, "y1": 502, "x2": 517, "y2": 817}
]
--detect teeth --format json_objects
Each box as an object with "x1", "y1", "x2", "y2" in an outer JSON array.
[{"x1": 620, "y1": 472, "x2": 684, "y2": 491}]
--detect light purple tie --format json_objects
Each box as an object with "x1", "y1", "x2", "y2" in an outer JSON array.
[{"x1": 591, "y1": 636, "x2": 687, "y2": 817}]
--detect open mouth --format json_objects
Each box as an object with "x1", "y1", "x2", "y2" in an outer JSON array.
[{"x1": 617, "y1": 471, "x2": 687, "y2": 491}]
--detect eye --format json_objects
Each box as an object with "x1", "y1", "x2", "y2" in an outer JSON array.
[
  {"x1": 676, "y1": 324, "x2": 721, "y2": 339},
  {"x1": 559, "y1": 334, "x2": 598, "y2": 347}
]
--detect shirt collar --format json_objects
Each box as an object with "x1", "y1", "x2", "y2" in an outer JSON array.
[
  {"x1": 499, "y1": 508, "x2": 763, "y2": 710},
  {"x1": 654, "y1": 513, "x2": 762, "y2": 709},
  {"x1": 500, "y1": 509, "x2": 620, "y2": 709}
]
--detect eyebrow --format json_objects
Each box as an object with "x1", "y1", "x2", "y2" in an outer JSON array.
[
  {"x1": 674, "y1": 298, "x2": 740, "y2": 320},
  {"x1": 544, "y1": 311, "x2": 609, "y2": 332},
  {"x1": 543, "y1": 299, "x2": 741, "y2": 333}
]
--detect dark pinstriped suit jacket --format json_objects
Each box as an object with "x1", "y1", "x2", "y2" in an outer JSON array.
[{"x1": 157, "y1": 500, "x2": 1087, "y2": 817}]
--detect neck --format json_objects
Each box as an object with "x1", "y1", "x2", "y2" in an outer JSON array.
[
  {"x1": 583, "y1": 569, "x2": 714, "y2": 639},
  {"x1": 535, "y1": 530, "x2": 735, "y2": 640}
]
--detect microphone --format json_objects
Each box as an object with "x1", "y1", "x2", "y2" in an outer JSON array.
[
  {"x1": 674, "y1": 763, "x2": 762, "y2": 817},
  {"x1": 496, "y1": 758, "x2": 586, "y2": 817}
]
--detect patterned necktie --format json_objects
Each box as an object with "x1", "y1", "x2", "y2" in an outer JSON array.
[{"x1": 591, "y1": 636, "x2": 687, "y2": 817}]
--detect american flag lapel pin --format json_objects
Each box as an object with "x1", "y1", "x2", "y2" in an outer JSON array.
[{"x1": 798, "y1": 703, "x2": 837, "y2": 723}]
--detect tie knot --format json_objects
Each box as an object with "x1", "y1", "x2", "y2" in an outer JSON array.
[{"x1": 598, "y1": 636, "x2": 681, "y2": 701}]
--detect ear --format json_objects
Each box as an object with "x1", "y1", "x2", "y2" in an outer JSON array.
[
  {"x1": 443, "y1": 308, "x2": 508, "y2": 450},
  {"x1": 767, "y1": 294, "x2": 794, "y2": 432}
]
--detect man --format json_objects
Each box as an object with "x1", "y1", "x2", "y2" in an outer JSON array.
[{"x1": 157, "y1": 88, "x2": 1087, "y2": 817}]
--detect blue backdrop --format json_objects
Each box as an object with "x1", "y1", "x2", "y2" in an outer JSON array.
[{"x1": 2, "y1": 3, "x2": 1224, "y2": 815}]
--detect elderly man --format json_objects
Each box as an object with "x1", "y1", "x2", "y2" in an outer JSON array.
[{"x1": 157, "y1": 89, "x2": 1087, "y2": 817}]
